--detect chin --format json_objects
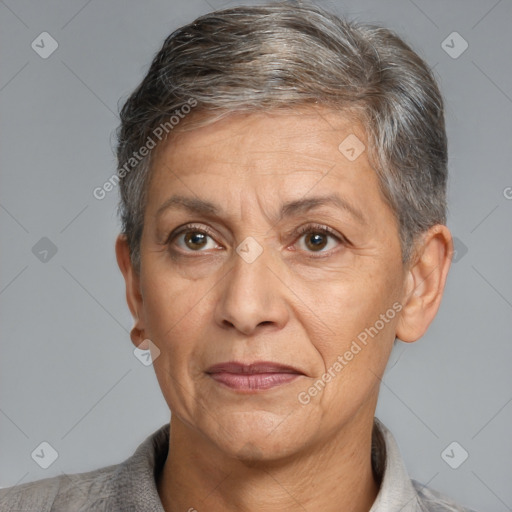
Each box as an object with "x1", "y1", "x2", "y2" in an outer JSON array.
[{"x1": 205, "y1": 413, "x2": 310, "y2": 463}]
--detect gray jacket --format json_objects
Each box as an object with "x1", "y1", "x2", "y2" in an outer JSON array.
[{"x1": 0, "y1": 419, "x2": 477, "y2": 511}]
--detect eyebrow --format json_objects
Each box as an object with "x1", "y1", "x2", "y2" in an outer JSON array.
[{"x1": 155, "y1": 193, "x2": 368, "y2": 226}]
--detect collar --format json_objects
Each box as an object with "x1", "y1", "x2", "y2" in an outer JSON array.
[
  {"x1": 370, "y1": 418, "x2": 420, "y2": 511},
  {"x1": 110, "y1": 418, "x2": 418, "y2": 511},
  {"x1": 111, "y1": 423, "x2": 168, "y2": 511}
]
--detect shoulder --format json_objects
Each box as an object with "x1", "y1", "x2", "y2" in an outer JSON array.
[
  {"x1": 0, "y1": 423, "x2": 170, "y2": 512},
  {"x1": 372, "y1": 418, "x2": 478, "y2": 512},
  {"x1": 412, "y1": 480, "x2": 479, "y2": 512},
  {"x1": 0, "y1": 463, "x2": 120, "y2": 512}
]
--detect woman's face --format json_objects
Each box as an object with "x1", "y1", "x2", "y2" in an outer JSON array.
[{"x1": 133, "y1": 108, "x2": 408, "y2": 459}]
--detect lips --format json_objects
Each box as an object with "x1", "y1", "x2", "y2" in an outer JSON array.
[
  {"x1": 206, "y1": 361, "x2": 304, "y2": 391},
  {"x1": 207, "y1": 361, "x2": 303, "y2": 374}
]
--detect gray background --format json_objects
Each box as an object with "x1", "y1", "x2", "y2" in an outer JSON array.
[{"x1": 1, "y1": 0, "x2": 511, "y2": 510}]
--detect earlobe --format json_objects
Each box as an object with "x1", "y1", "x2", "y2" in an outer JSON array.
[
  {"x1": 395, "y1": 225, "x2": 452, "y2": 343},
  {"x1": 115, "y1": 234, "x2": 145, "y2": 346},
  {"x1": 130, "y1": 326, "x2": 150, "y2": 350}
]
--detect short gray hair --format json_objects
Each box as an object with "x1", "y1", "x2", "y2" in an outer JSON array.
[{"x1": 116, "y1": 1, "x2": 448, "y2": 272}]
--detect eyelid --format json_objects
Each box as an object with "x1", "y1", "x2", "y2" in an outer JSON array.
[
  {"x1": 291, "y1": 222, "x2": 349, "y2": 252},
  {"x1": 166, "y1": 222, "x2": 349, "y2": 252},
  {"x1": 294, "y1": 223, "x2": 345, "y2": 240},
  {"x1": 166, "y1": 223, "x2": 221, "y2": 247}
]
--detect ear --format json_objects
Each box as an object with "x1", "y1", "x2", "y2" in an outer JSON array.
[
  {"x1": 115, "y1": 234, "x2": 148, "y2": 350},
  {"x1": 396, "y1": 225, "x2": 452, "y2": 343}
]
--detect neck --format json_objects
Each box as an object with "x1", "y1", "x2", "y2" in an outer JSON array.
[{"x1": 157, "y1": 413, "x2": 380, "y2": 512}]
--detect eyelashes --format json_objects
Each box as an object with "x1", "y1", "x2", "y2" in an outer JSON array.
[
  {"x1": 166, "y1": 222, "x2": 349, "y2": 256},
  {"x1": 294, "y1": 223, "x2": 347, "y2": 253}
]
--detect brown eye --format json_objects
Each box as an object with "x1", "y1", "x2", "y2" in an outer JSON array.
[
  {"x1": 304, "y1": 233, "x2": 328, "y2": 251},
  {"x1": 169, "y1": 224, "x2": 219, "y2": 252},
  {"x1": 295, "y1": 224, "x2": 345, "y2": 254},
  {"x1": 183, "y1": 231, "x2": 209, "y2": 250}
]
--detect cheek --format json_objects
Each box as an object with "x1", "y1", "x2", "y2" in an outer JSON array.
[
  {"x1": 299, "y1": 266, "x2": 399, "y2": 347},
  {"x1": 141, "y1": 272, "x2": 213, "y2": 418},
  {"x1": 142, "y1": 263, "x2": 205, "y2": 329},
  {"x1": 140, "y1": 268, "x2": 212, "y2": 377},
  {"x1": 298, "y1": 279, "x2": 399, "y2": 421},
  {"x1": 295, "y1": 264, "x2": 402, "y2": 416}
]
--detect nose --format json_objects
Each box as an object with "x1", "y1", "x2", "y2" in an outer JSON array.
[{"x1": 214, "y1": 243, "x2": 290, "y2": 336}]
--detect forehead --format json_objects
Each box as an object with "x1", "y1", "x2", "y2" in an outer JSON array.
[
  {"x1": 166, "y1": 107, "x2": 357, "y2": 145},
  {"x1": 144, "y1": 107, "x2": 401, "y2": 254},
  {"x1": 145, "y1": 107, "x2": 396, "y2": 229},
  {"x1": 150, "y1": 107, "x2": 373, "y2": 181}
]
